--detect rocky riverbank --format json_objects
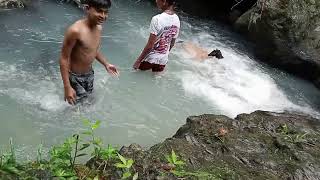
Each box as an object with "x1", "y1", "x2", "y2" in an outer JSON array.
[
  {"x1": 118, "y1": 111, "x2": 320, "y2": 179},
  {"x1": 1, "y1": 111, "x2": 319, "y2": 179}
]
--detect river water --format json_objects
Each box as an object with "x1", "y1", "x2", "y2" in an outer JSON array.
[{"x1": 0, "y1": 0, "x2": 319, "y2": 159}]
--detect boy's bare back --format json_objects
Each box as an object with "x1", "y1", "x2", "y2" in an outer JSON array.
[{"x1": 182, "y1": 42, "x2": 209, "y2": 61}]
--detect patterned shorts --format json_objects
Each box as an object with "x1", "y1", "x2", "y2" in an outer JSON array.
[
  {"x1": 138, "y1": 61, "x2": 166, "y2": 72},
  {"x1": 69, "y1": 70, "x2": 94, "y2": 102}
]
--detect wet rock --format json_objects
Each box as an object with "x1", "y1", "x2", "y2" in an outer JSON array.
[
  {"x1": 0, "y1": 0, "x2": 39, "y2": 9},
  {"x1": 121, "y1": 111, "x2": 320, "y2": 179},
  {"x1": 235, "y1": 0, "x2": 320, "y2": 88},
  {"x1": 0, "y1": 0, "x2": 24, "y2": 9},
  {"x1": 147, "y1": 0, "x2": 256, "y2": 23},
  {"x1": 27, "y1": 169, "x2": 53, "y2": 180}
]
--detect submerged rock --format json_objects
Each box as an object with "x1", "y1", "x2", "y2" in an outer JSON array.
[{"x1": 120, "y1": 111, "x2": 320, "y2": 179}]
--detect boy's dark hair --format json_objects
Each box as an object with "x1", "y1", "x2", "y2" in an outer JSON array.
[
  {"x1": 83, "y1": 0, "x2": 111, "y2": 9},
  {"x1": 208, "y1": 49, "x2": 224, "y2": 59},
  {"x1": 166, "y1": 0, "x2": 176, "y2": 6}
]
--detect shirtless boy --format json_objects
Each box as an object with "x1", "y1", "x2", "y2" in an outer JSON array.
[
  {"x1": 179, "y1": 41, "x2": 224, "y2": 61},
  {"x1": 59, "y1": 0, "x2": 119, "y2": 105}
]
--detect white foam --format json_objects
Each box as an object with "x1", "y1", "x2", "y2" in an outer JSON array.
[
  {"x1": 0, "y1": 63, "x2": 68, "y2": 112},
  {"x1": 174, "y1": 32, "x2": 319, "y2": 118}
]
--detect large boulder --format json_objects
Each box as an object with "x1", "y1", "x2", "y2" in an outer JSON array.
[
  {"x1": 0, "y1": 0, "x2": 24, "y2": 9},
  {"x1": 119, "y1": 111, "x2": 320, "y2": 179},
  {"x1": 235, "y1": 0, "x2": 320, "y2": 88},
  {"x1": 0, "y1": 0, "x2": 38, "y2": 9},
  {"x1": 147, "y1": 0, "x2": 256, "y2": 22}
]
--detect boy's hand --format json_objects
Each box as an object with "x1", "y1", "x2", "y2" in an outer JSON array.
[
  {"x1": 106, "y1": 64, "x2": 119, "y2": 76},
  {"x1": 133, "y1": 60, "x2": 141, "y2": 70},
  {"x1": 64, "y1": 87, "x2": 76, "y2": 105}
]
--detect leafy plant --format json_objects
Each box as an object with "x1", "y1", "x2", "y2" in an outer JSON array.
[
  {"x1": 36, "y1": 144, "x2": 43, "y2": 164},
  {"x1": 0, "y1": 138, "x2": 20, "y2": 176},
  {"x1": 164, "y1": 150, "x2": 221, "y2": 179},
  {"x1": 278, "y1": 124, "x2": 308, "y2": 144},
  {"x1": 82, "y1": 119, "x2": 104, "y2": 159},
  {"x1": 0, "y1": 138, "x2": 37, "y2": 179},
  {"x1": 100, "y1": 144, "x2": 118, "y2": 161},
  {"x1": 49, "y1": 136, "x2": 78, "y2": 179},
  {"x1": 165, "y1": 149, "x2": 185, "y2": 168},
  {"x1": 279, "y1": 124, "x2": 289, "y2": 135},
  {"x1": 285, "y1": 132, "x2": 308, "y2": 144},
  {"x1": 115, "y1": 153, "x2": 137, "y2": 179},
  {"x1": 0, "y1": 119, "x2": 140, "y2": 179}
]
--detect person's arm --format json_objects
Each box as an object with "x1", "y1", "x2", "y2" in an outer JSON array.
[
  {"x1": 169, "y1": 38, "x2": 176, "y2": 51},
  {"x1": 96, "y1": 51, "x2": 119, "y2": 76},
  {"x1": 133, "y1": 33, "x2": 157, "y2": 69},
  {"x1": 59, "y1": 27, "x2": 78, "y2": 105}
]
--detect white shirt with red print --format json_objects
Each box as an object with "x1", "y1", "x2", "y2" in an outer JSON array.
[{"x1": 143, "y1": 12, "x2": 180, "y2": 65}]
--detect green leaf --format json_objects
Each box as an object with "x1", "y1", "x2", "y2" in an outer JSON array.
[
  {"x1": 72, "y1": 134, "x2": 79, "y2": 139},
  {"x1": 126, "y1": 159, "x2": 134, "y2": 168},
  {"x1": 165, "y1": 155, "x2": 173, "y2": 164},
  {"x1": 83, "y1": 119, "x2": 91, "y2": 127},
  {"x1": 2, "y1": 166, "x2": 20, "y2": 175},
  {"x1": 171, "y1": 150, "x2": 177, "y2": 163},
  {"x1": 107, "y1": 144, "x2": 116, "y2": 152},
  {"x1": 76, "y1": 153, "x2": 87, "y2": 157},
  {"x1": 93, "y1": 138, "x2": 103, "y2": 146},
  {"x1": 93, "y1": 176, "x2": 99, "y2": 180},
  {"x1": 81, "y1": 131, "x2": 93, "y2": 135},
  {"x1": 79, "y1": 144, "x2": 90, "y2": 151},
  {"x1": 122, "y1": 171, "x2": 131, "y2": 179},
  {"x1": 175, "y1": 160, "x2": 185, "y2": 165},
  {"x1": 117, "y1": 153, "x2": 127, "y2": 164},
  {"x1": 300, "y1": 132, "x2": 308, "y2": 139},
  {"x1": 92, "y1": 120, "x2": 101, "y2": 130},
  {"x1": 115, "y1": 163, "x2": 127, "y2": 168},
  {"x1": 132, "y1": 172, "x2": 139, "y2": 180}
]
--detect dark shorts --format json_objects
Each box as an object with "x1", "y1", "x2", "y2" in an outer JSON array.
[
  {"x1": 138, "y1": 61, "x2": 166, "y2": 72},
  {"x1": 69, "y1": 70, "x2": 94, "y2": 102}
]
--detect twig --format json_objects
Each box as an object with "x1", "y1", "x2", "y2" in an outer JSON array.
[
  {"x1": 80, "y1": 167, "x2": 90, "y2": 180},
  {"x1": 231, "y1": 0, "x2": 246, "y2": 10},
  {"x1": 72, "y1": 134, "x2": 80, "y2": 169}
]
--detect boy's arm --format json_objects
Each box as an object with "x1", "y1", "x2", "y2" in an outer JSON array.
[
  {"x1": 59, "y1": 27, "x2": 78, "y2": 105},
  {"x1": 96, "y1": 51, "x2": 119, "y2": 76},
  {"x1": 133, "y1": 33, "x2": 157, "y2": 69}
]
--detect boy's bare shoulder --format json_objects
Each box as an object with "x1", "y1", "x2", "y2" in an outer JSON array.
[{"x1": 66, "y1": 20, "x2": 84, "y2": 36}]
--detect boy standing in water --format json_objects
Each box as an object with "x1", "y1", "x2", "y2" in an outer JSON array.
[
  {"x1": 133, "y1": 0, "x2": 180, "y2": 72},
  {"x1": 59, "y1": 0, "x2": 119, "y2": 105}
]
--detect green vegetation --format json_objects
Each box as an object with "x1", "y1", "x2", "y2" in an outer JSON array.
[
  {"x1": 0, "y1": 120, "x2": 139, "y2": 180},
  {"x1": 278, "y1": 124, "x2": 308, "y2": 144},
  {"x1": 115, "y1": 153, "x2": 138, "y2": 180},
  {"x1": 0, "y1": 120, "x2": 232, "y2": 179},
  {"x1": 162, "y1": 149, "x2": 224, "y2": 179}
]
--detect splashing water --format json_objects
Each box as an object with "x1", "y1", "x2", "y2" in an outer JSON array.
[{"x1": 0, "y1": 0, "x2": 319, "y2": 159}]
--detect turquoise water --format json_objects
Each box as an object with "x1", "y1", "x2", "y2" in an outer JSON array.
[{"x1": 0, "y1": 0, "x2": 319, "y2": 159}]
